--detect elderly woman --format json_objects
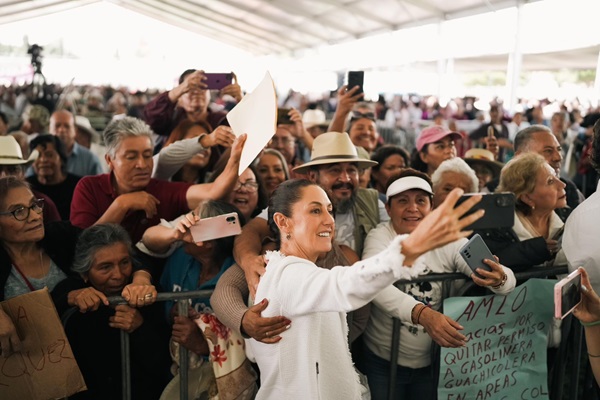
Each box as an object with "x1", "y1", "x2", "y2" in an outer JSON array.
[
  {"x1": 362, "y1": 169, "x2": 515, "y2": 400},
  {"x1": 256, "y1": 149, "x2": 289, "y2": 197},
  {"x1": 0, "y1": 176, "x2": 79, "y2": 301},
  {"x1": 369, "y1": 144, "x2": 410, "y2": 197},
  {"x1": 479, "y1": 152, "x2": 567, "y2": 272},
  {"x1": 27, "y1": 134, "x2": 81, "y2": 220},
  {"x1": 246, "y1": 178, "x2": 486, "y2": 399},
  {"x1": 431, "y1": 157, "x2": 479, "y2": 208},
  {"x1": 70, "y1": 117, "x2": 246, "y2": 243},
  {"x1": 56, "y1": 224, "x2": 171, "y2": 400},
  {"x1": 410, "y1": 126, "x2": 462, "y2": 176}
]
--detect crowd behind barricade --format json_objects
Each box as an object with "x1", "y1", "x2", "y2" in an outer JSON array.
[{"x1": 0, "y1": 71, "x2": 599, "y2": 399}]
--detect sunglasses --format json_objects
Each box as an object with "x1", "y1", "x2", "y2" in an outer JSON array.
[{"x1": 350, "y1": 111, "x2": 376, "y2": 122}]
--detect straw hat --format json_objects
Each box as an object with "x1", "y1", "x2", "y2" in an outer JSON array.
[
  {"x1": 302, "y1": 109, "x2": 330, "y2": 129},
  {"x1": 293, "y1": 132, "x2": 378, "y2": 173},
  {"x1": 463, "y1": 148, "x2": 504, "y2": 178},
  {"x1": 75, "y1": 115, "x2": 102, "y2": 144},
  {"x1": 0, "y1": 136, "x2": 38, "y2": 165}
]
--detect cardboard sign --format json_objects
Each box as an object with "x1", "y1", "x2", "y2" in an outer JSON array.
[
  {"x1": 0, "y1": 288, "x2": 86, "y2": 399},
  {"x1": 439, "y1": 279, "x2": 555, "y2": 400}
]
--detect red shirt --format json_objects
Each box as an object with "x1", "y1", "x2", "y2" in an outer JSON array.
[{"x1": 70, "y1": 173, "x2": 191, "y2": 242}]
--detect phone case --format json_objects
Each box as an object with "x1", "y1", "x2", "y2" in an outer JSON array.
[
  {"x1": 204, "y1": 73, "x2": 233, "y2": 90},
  {"x1": 554, "y1": 269, "x2": 582, "y2": 319},
  {"x1": 347, "y1": 71, "x2": 364, "y2": 94},
  {"x1": 189, "y1": 212, "x2": 242, "y2": 242},
  {"x1": 459, "y1": 234, "x2": 494, "y2": 277},
  {"x1": 455, "y1": 192, "x2": 515, "y2": 231}
]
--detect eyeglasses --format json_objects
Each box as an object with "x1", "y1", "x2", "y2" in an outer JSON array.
[
  {"x1": 350, "y1": 111, "x2": 376, "y2": 122},
  {"x1": 0, "y1": 198, "x2": 44, "y2": 221},
  {"x1": 233, "y1": 181, "x2": 259, "y2": 192}
]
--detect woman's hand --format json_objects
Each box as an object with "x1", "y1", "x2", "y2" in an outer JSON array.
[
  {"x1": 470, "y1": 256, "x2": 506, "y2": 288},
  {"x1": 172, "y1": 313, "x2": 209, "y2": 355},
  {"x1": 546, "y1": 239, "x2": 559, "y2": 256},
  {"x1": 241, "y1": 299, "x2": 291, "y2": 343},
  {"x1": 401, "y1": 188, "x2": 483, "y2": 265},
  {"x1": 0, "y1": 308, "x2": 21, "y2": 356},
  {"x1": 68, "y1": 287, "x2": 109, "y2": 313},
  {"x1": 573, "y1": 268, "x2": 600, "y2": 324},
  {"x1": 174, "y1": 211, "x2": 200, "y2": 244},
  {"x1": 201, "y1": 126, "x2": 236, "y2": 148},
  {"x1": 418, "y1": 307, "x2": 467, "y2": 348},
  {"x1": 337, "y1": 85, "x2": 363, "y2": 116},
  {"x1": 122, "y1": 272, "x2": 157, "y2": 308},
  {"x1": 220, "y1": 72, "x2": 242, "y2": 102},
  {"x1": 109, "y1": 305, "x2": 144, "y2": 333}
]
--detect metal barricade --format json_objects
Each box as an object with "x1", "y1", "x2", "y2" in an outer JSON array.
[
  {"x1": 104, "y1": 289, "x2": 215, "y2": 400},
  {"x1": 385, "y1": 266, "x2": 575, "y2": 400}
]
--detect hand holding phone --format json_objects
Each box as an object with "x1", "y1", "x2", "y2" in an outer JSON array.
[
  {"x1": 204, "y1": 73, "x2": 234, "y2": 90},
  {"x1": 277, "y1": 108, "x2": 293, "y2": 125},
  {"x1": 189, "y1": 212, "x2": 242, "y2": 243},
  {"x1": 555, "y1": 269, "x2": 582, "y2": 319},
  {"x1": 459, "y1": 234, "x2": 494, "y2": 278}
]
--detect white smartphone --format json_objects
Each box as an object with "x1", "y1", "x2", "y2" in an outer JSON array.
[
  {"x1": 459, "y1": 234, "x2": 494, "y2": 278},
  {"x1": 554, "y1": 269, "x2": 582, "y2": 319},
  {"x1": 189, "y1": 212, "x2": 242, "y2": 242}
]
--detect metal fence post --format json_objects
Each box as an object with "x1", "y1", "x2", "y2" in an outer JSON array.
[{"x1": 120, "y1": 330, "x2": 131, "y2": 400}]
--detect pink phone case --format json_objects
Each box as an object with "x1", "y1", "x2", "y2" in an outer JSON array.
[
  {"x1": 189, "y1": 212, "x2": 242, "y2": 242},
  {"x1": 554, "y1": 269, "x2": 582, "y2": 319}
]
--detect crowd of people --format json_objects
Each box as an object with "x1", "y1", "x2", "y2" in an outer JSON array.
[{"x1": 0, "y1": 70, "x2": 599, "y2": 399}]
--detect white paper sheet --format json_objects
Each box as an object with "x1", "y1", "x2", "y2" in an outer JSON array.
[{"x1": 226, "y1": 72, "x2": 277, "y2": 175}]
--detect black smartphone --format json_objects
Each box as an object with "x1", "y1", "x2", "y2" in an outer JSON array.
[
  {"x1": 347, "y1": 71, "x2": 364, "y2": 95},
  {"x1": 277, "y1": 108, "x2": 293, "y2": 125},
  {"x1": 455, "y1": 192, "x2": 515, "y2": 231},
  {"x1": 204, "y1": 73, "x2": 233, "y2": 90},
  {"x1": 459, "y1": 234, "x2": 494, "y2": 277}
]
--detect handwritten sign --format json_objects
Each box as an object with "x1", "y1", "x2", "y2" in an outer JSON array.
[
  {"x1": 439, "y1": 279, "x2": 555, "y2": 400},
  {"x1": 0, "y1": 288, "x2": 86, "y2": 399}
]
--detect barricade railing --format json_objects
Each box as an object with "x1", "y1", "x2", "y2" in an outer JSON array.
[
  {"x1": 104, "y1": 289, "x2": 215, "y2": 400},
  {"x1": 386, "y1": 265, "x2": 571, "y2": 400},
  {"x1": 65, "y1": 267, "x2": 579, "y2": 400}
]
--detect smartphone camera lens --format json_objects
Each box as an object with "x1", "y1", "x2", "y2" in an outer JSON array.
[{"x1": 226, "y1": 216, "x2": 236, "y2": 222}]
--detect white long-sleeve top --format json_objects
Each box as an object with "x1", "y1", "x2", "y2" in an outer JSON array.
[
  {"x1": 246, "y1": 235, "x2": 424, "y2": 400},
  {"x1": 362, "y1": 222, "x2": 516, "y2": 368},
  {"x1": 151, "y1": 136, "x2": 208, "y2": 180}
]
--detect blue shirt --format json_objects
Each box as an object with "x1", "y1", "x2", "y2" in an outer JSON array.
[
  {"x1": 67, "y1": 142, "x2": 103, "y2": 177},
  {"x1": 159, "y1": 247, "x2": 234, "y2": 319}
]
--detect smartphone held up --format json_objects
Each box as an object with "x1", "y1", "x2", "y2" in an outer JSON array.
[
  {"x1": 189, "y1": 212, "x2": 242, "y2": 243},
  {"x1": 204, "y1": 73, "x2": 233, "y2": 90},
  {"x1": 554, "y1": 269, "x2": 582, "y2": 319}
]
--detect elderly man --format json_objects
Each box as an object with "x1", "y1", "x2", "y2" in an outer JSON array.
[
  {"x1": 564, "y1": 118, "x2": 600, "y2": 293},
  {"x1": 485, "y1": 125, "x2": 584, "y2": 216},
  {"x1": 233, "y1": 131, "x2": 389, "y2": 294},
  {"x1": 49, "y1": 110, "x2": 103, "y2": 177},
  {"x1": 70, "y1": 117, "x2": 245, "y2": 243}
]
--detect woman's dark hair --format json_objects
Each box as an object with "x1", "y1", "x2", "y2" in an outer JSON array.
[
  {"x1": 267, "y1": 179, "x2": 317, "y2": 245},
  {"x1": 0, "y1": 176, "x2": 30, "y2": 210},
  {"x1": 29, "y1": 134, "x2": 69, "y2": 175},
  {"x1": 165, "y1": 118, "x2": 219, "y2": 183},
  {"x1": 199, "y1": 200, "x2": 246, "y2": 258},
  {"x1": 385, "y1": 168, "x2": 433, "y2": 206},
  {"x1": 409, "y1": 147, "x2": 428, "y2": 173},
  {"x1": 370, "y1": 145, "x2": 410, "y2": 187},
  {"x1": 72, "y1": 223, "x2": 134, "y2": 277},
  {"x1": 209, "y1": 149, "x2": 268, "y2": 218}
]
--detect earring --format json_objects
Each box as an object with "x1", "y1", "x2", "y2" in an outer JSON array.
[
  {"x1": 531, "y1": 204, "x2": 535, "y2": 210},
  {"x1": 286, "y1": 233, "x2": 291, "y2": 240}
]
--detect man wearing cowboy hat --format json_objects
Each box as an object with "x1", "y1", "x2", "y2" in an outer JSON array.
[
  {"x1": 0, "y1": 136, "x2": 61, "y2": 223},
  {"x1": 233, "y1": 131, "x2": 389, "y2": 295}
]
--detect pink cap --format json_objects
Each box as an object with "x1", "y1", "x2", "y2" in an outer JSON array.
[{"x1": 416, "y1": 126, "x2": 463, "y2": 152}]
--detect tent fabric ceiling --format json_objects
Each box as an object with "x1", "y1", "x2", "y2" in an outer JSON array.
[{"x1": 1, "y1": 0, "x2": 538, "y2": 56}]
